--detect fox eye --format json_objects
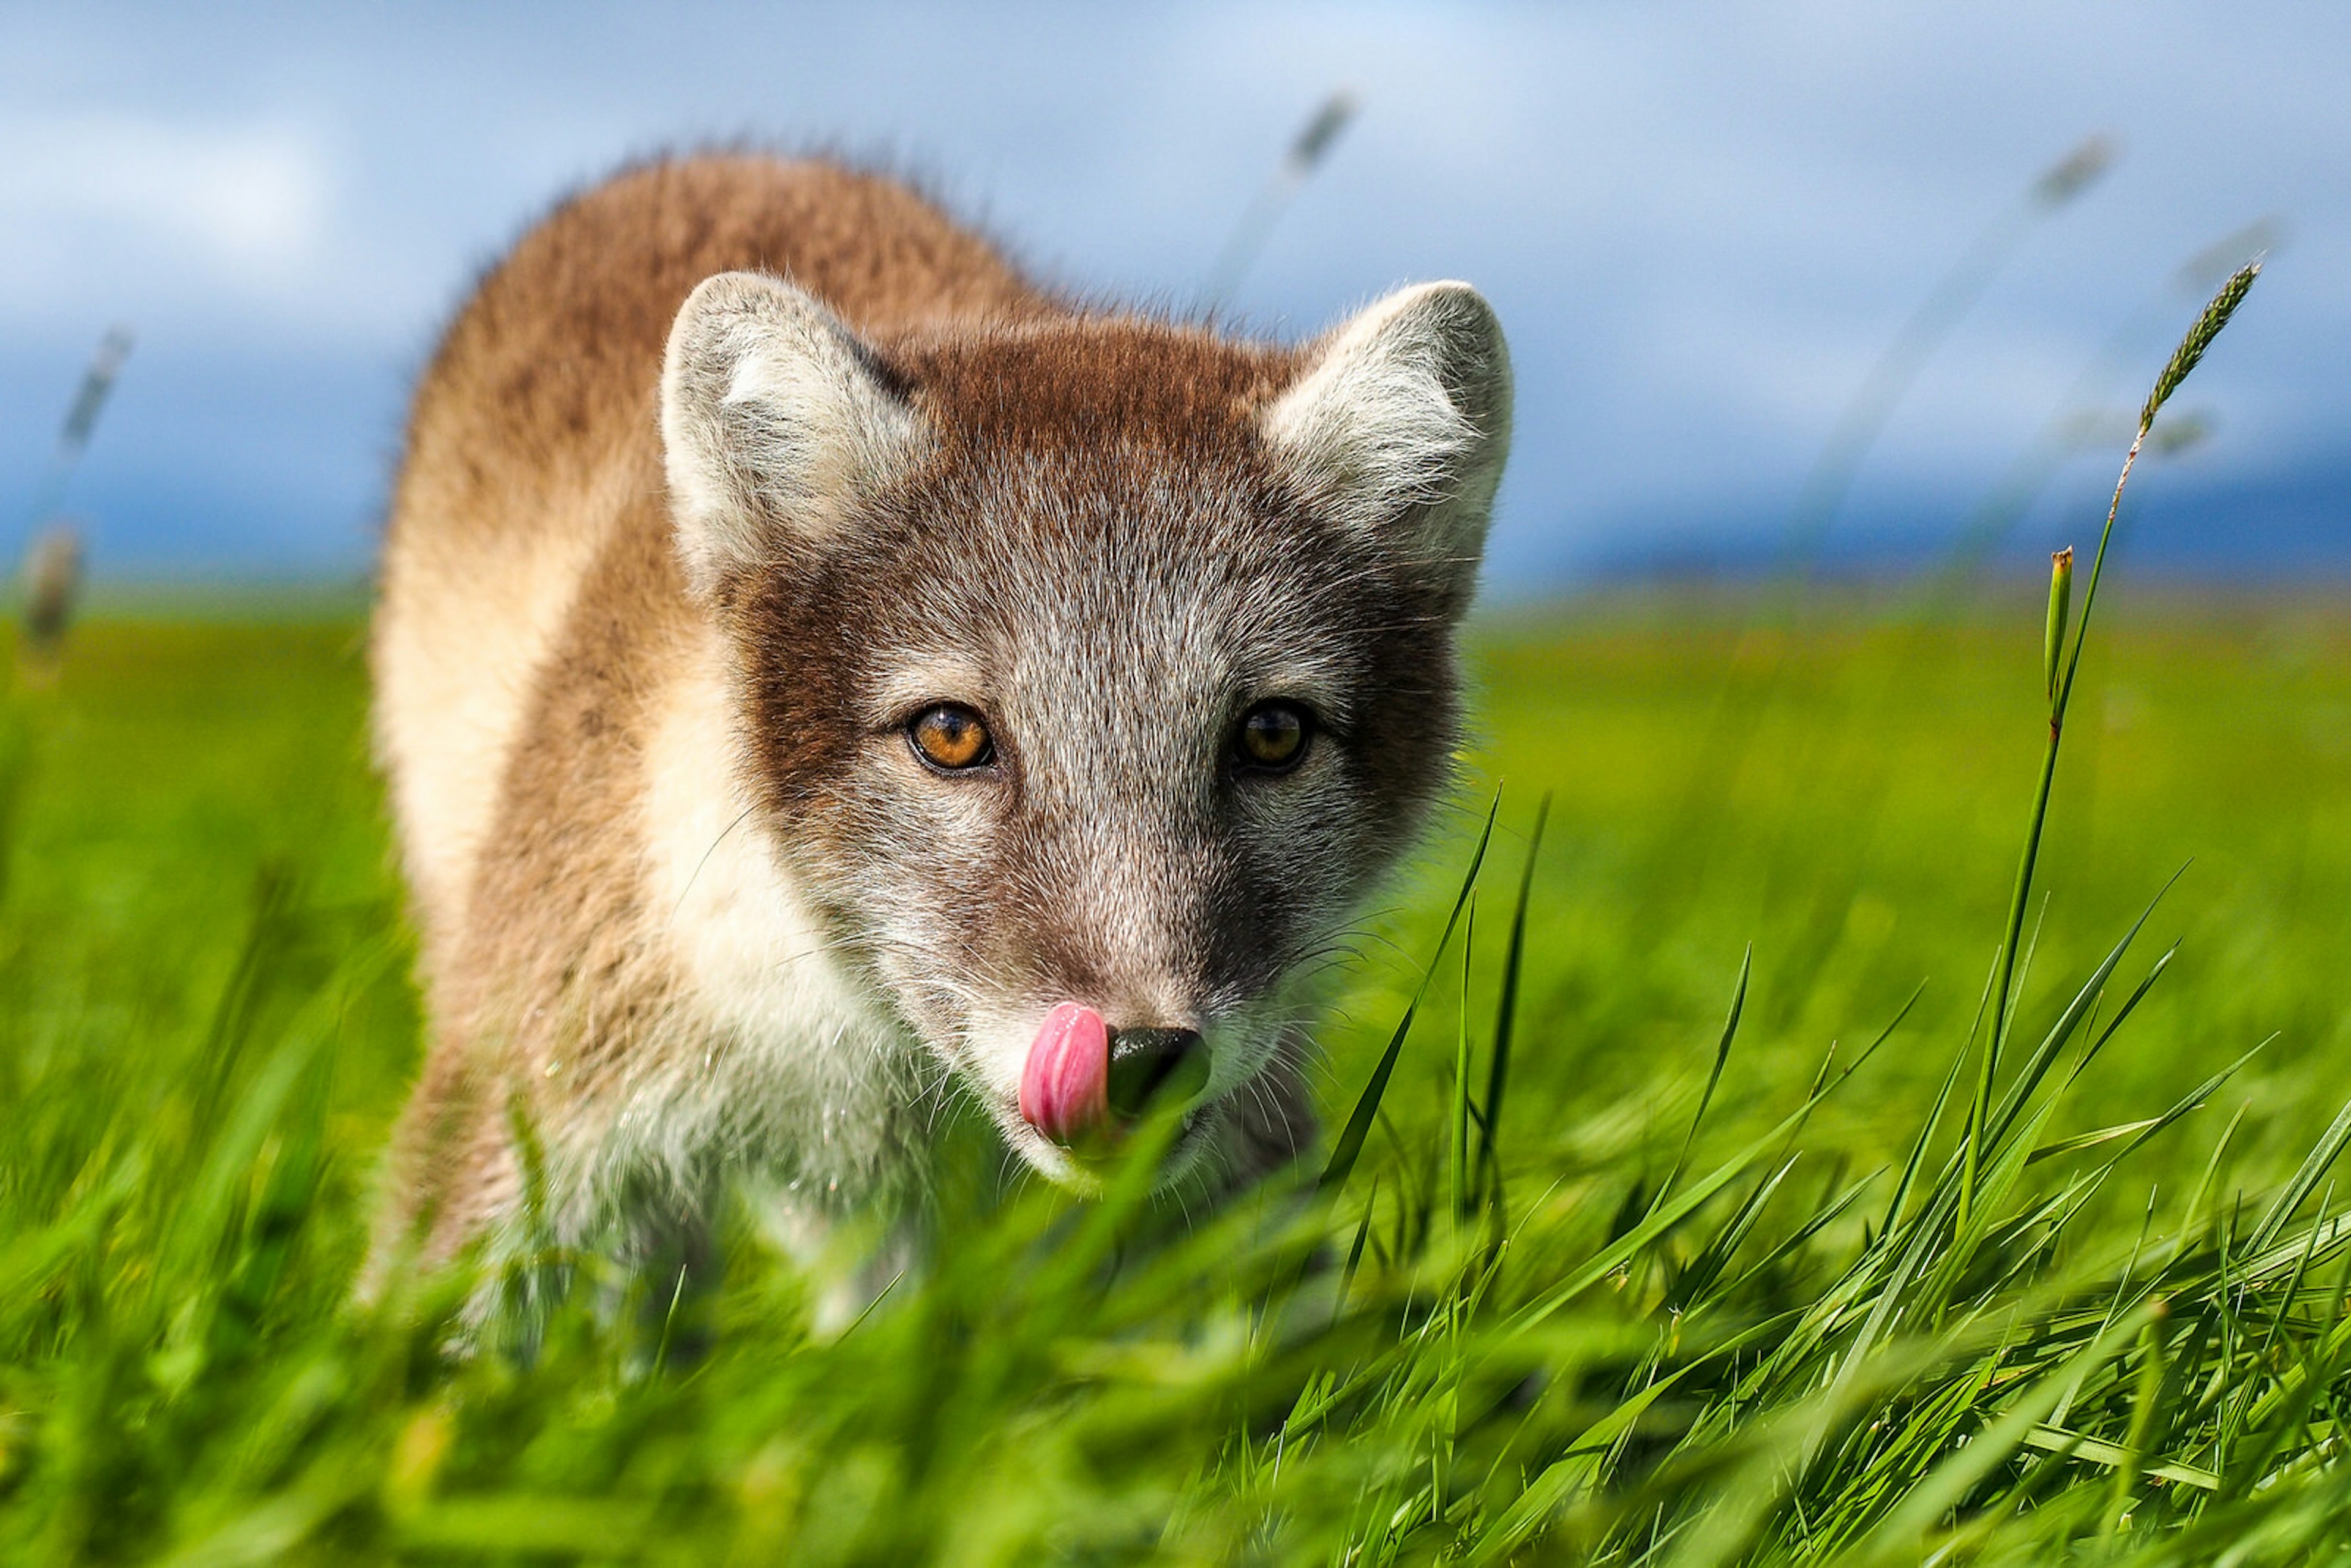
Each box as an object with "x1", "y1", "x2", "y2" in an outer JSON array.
[
  {"x1": 909, "y1": 704, "x2": 994, "y2": 771},
  {"x1": 1235, "y1": 700, "x2": 1311, "y2": 774}
]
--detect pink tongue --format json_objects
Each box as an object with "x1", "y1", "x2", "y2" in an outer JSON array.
[{"x1": 1019, "y1": 1002, "x2": 1109, "y2": 1143}]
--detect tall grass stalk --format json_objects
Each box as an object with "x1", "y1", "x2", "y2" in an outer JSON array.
[{"x1": 1959, "y1": 259, "x2": 2262, "y2": 1229}]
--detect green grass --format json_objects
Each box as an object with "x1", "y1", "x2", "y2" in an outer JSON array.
[{"x1": 2, "y1": 566, "x2": 2349, "y2": 1562}]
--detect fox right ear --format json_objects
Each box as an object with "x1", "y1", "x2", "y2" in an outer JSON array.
[
  {"x1": 660, "y1": 271, "x2": 929, "y2": 600},
  {"x1": 1261, "y1": 282, "x2": 1512, "y2": 608}
]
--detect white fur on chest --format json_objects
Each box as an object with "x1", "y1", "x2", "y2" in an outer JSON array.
[{"x1": 617, "y1": 630, "x2": 921, "y2": 1212}]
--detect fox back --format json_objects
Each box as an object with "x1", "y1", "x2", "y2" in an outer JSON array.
[{"x1": 369, "y1": 154, "x2": 1510, "y2": 1304}]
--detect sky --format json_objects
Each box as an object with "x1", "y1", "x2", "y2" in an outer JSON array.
[{"x1": 1, "y1": 1, "x2": 2344, "y2": 589}]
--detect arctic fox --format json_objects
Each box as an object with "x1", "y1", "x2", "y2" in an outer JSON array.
[{"x1": 367, "y1": 154, "x2": 1511, "y2": 1301}]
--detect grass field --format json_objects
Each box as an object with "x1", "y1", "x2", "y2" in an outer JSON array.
[{"x1": 2, "y1": 579, "x2": 2349, "y2": 1564}]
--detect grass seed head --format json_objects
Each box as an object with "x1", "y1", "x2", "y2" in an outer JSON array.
[
  {"x1": 2031, "y1": 133, "x2": 2118, "y2": 208},
  {"x1": 2142, "y1": 260, "x2": 2262, "y2": 433},
  {"x1": 18, "y1": 522, "x2": 85, "y2": 673}
]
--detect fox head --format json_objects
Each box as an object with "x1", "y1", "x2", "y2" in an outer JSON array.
[{"x1": 659, "y1": 272, "x2": 1511, "y2": 1190}]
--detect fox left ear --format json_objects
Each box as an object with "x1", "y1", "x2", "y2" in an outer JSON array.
[
  {"x1": 661, "y1": 271, "x2": 931, "y2": 602},
  {"x1": 1261, "y1": 282, "x2": 1512, "y2": 606}
]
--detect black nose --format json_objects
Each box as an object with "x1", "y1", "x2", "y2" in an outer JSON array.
[{"x1": 1106, "y1": 1026, "x2": 1209, "y2": 1119}]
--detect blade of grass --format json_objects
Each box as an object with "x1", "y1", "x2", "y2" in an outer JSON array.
[
  {"x1": 1476, "y1": 793, "x2": 1548, "y2": 1204},
  {"x1": 1319, "y1": 792, "x2": 1499, "y2": 1195},
  {"x1": 1885, "y1": 956, "x2": 1996, "y2": 1235},
  {"x1": 2248, "y1": 1090, "x2": 2351, "y2": 1255},
  {"x1": 1449, "y1": 898, "x2": 1476, "y2": 1226},
  {"x1": 1509, "y1": 1027, "x2": 1892, "y2": 1337},
  {"x1": 1649, "y1": 946, "x2": 1751, "y2": 1222},
  {"x1": 1984, "y1": 871, "x2": 2183, "y2": 1154},
  {"x1": 1852, "y1": 1302, "x2": 2159, "y2": 1562}
]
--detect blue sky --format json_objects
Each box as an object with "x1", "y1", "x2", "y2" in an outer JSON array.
[{"x1": 2, "y1": 1, "x2": 2344, "y2": 587}]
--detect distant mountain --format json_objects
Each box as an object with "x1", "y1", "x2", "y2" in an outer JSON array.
[{"x1": 1561, "y1": 452, "x2": 2351, "y2": 588}]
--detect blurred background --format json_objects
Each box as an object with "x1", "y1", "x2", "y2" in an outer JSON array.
[{"x1": 3, "y1": 0, "x2": 2344, "y2": 591}]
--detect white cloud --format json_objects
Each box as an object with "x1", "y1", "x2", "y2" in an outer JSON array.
[{"x1": 0, "y1": 111, "x2": 332, "y2": 319}]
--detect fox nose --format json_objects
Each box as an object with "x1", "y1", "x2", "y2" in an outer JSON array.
[{"x1": 1106, "y1": 1026, "x2": 1209, "y2": 1119}]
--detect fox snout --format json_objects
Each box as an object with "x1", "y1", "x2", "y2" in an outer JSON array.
[{"x1": 1018, "y1": 1002, "x2": 1210, "y2": 1144}]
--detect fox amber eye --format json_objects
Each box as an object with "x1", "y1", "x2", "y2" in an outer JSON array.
[
  {"x1": 909, "y1": 704, "x2": 994, "y2": 771},
  {"x1": 1236, "y1": 701, "x2": 1310, "y2": 773}
]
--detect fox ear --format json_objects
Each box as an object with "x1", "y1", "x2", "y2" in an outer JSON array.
[
  {"x1": 661, "y1": 271, "x2": 929, "y2": 600},
  {"x1": 1261, "y1": 282, "x2": 1512, "y2": 604}
]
